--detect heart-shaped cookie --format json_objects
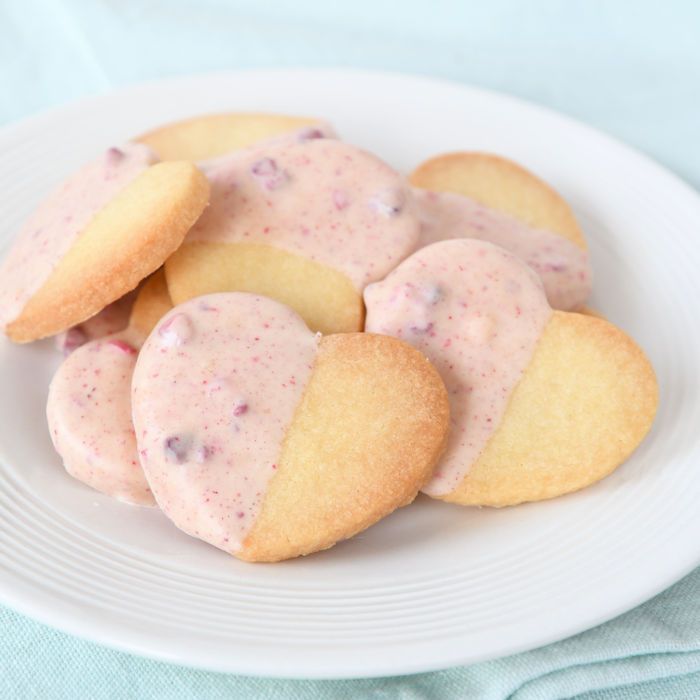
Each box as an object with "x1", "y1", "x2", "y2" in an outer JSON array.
[
  {"x1": 46, "y1": 270, "x2": 173, "y2": 506},
  {"x1": 136, "y1": 112, "x2": 327, "y2": 161},
  {"x1": 410, "y1": 152, "x2": 591, "y2": 311},
  {"x1": 0, "y1": 143, "x2": 208, "y2": 343},
  {"x1": 164, "y1": 137, "x2": 421, "y2": 335},
  {"x1": 365, "y1": 239, "x2": 657, "y2": 506},
  {"x1": 131, "y1": 293, "x2": 449, "y2": 561}
]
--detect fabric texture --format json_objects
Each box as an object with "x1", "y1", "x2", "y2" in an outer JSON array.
[{"x1": 1, "y1": 1, "x2": 700, "y2": 698}]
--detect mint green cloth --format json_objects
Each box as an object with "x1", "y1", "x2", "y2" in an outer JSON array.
[
  {"x1": 2, "y1": 1, "x2": 700, "y2": 697},
  {"x1": 3, "y1": 571, "x2": 700, "y2": 698}
]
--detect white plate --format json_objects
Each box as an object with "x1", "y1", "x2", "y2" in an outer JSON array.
[{"x1": 1, "y1": 69, "x2": 699, "y2": 679}]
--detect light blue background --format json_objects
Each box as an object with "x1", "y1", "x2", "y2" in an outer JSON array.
[{"x1": 1, "y1": 1, "x2": 700, "y2": 698}]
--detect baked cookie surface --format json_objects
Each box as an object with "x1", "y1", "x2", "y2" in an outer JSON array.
[
  {"x1": 447, "y1": 310, "x2": 658, "y2": 506},
  {"x1": 136, "y1": 112, "x2": 325, "y2": 161}
]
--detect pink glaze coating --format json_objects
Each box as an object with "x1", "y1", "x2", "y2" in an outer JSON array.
[
  {"x1": 0, "y1": 143, "x2": 156, "y2": 330},
  {"x1": 46, "y1": 329, "x2": 155, "y2": 506},
  {"x1": 54, "y1": 289, "x2": 138, "y2": 356},
  {"x1": 131, "y1": 293, "x2": 320, "y2": 553},
  {"x1": 187, "y1": 138, "x2": 420, "y2": 289},
  {"x1": 413, "y1": 188, "x2": 591, "y2": 311},
  {"x1": 364, "y1": 239, "x2": 552, "y2": 496}
]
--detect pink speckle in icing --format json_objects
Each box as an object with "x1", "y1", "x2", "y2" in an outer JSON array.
[
  {"x1": 297, "y1": 127, "x2": 326, "y2": 141},
  {"x1": 333, "y1": 190, "x2": 349, "y2": 210},
  {"x1": 106, "y1": 147, "x2": 124, "y2": 163},
  {"x1": 158, "y1": 312, "x2": 193, "y2": 347},
  {"x1": 250, "y1": 157, "x2": 289, "y2": 191},
  {"x1": 232, "y1": 401, "x2": 249, "y2": 417},
  {"x1": 369, "y1": 188, "x2": 405, "y2": 217},
  {"x1": 195, "y1": 445, "x2": 212, "y2": 464},
  {"x1": 107, "y1": 339, "x2": 137, "y2": 355},
  {"x1": 164, "y1": 435, "x2": 191, "y2": 464},
  {"x1": 410, "y1": 321, "x2": 434, "y2": 335},
  {"x1": 198, "y1": 300, "x2": 220, "y2": 312}
]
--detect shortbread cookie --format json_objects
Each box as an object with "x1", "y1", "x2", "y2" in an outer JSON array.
[
  {"x1": 0, "y1": 144, "x2": 209, "y2": 343},
  {"x1": 132, "y1": 293, "x2": 449, "y2": 561},
  {"x1": 365, "y1": 239, "x2": 657, "y2": 506},
  {"x1": 136, "y1": 113, "x2": 325, "y2": 161},
  {"x1": 46, "y1": 271, "x2": 173, "y2": 506},
  {"x1": 129, "y1": 269, "x2": 173, "y2": 336},
  {"x1": 165, "y1": 138, "x2": 420, "y2": 334},
  {"x1": 410, "y1": 153, "x2": 591, "y2": 310}
]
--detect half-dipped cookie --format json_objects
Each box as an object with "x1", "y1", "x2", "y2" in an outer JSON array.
[
  {"x1": 0, "y1": 144, "x2": 208, "y2": 342},
  {"x1": 365, "y1": 239, "x2": 657, "y2": 506},
  {"x1": 132, "y1": 293, "x2": 449, "y2": 561}
]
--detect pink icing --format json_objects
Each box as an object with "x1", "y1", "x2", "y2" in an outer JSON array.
[
  {"x1": 413, "y1": 188, "x2": 591, "y2": 311},
  {"x1": 0, "y1": 143, "x2": 156, "y2": 331},
  {"x1": 364, "y1": 239, "x2": 552, "y2": 496},
  {"x1": 54, "y1": 289, "x2": 137, "y2": 356},
  {"x1": 187, "y1": 138, "x2": 420, "y2": 289},
  {"x1": 131, "y1": 293, "x2": 320, "y2": 553},
  {"x1": 46, "y1": 330, "x2": 155, "y2": 506}
]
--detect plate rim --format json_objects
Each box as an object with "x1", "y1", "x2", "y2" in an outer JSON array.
[{"x1": 1, "y1": 67, "x2": 700, "y2": 679}]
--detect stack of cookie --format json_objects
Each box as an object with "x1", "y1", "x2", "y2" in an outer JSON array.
[{"x1": 0, "y1": 113, "x2": 658, "y2": 562}]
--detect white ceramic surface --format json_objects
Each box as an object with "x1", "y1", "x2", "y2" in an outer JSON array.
[{"x1": 1, "y1": 69, "x2": 699, "y2": 679}]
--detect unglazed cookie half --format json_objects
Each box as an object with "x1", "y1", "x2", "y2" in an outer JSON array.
[
  {"x1": 365, "y1": 239, "x2": 657, "y2": 506},
  {"x1": 132, "y1": 293, "x2": 449, "y2": 561},
  {"x1": 136, "y1": 112, "x2": 326, "y2": 161},
  {"x1": 0, "y1": 144, "x2": 208, "y2": 342}
]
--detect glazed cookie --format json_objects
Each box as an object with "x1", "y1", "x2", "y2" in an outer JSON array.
[
  {"x1": 132, "y1": 293, "x2": 449, "y2": 562},
  {"x1": 136, "y1": 112, "x2": 325, "y2": 161},
  {"x1": 365, "y1": 239, "x2": 657, "y2": 506},
  {"x1": 165, "y1": 137, "x2": 421, "y2": 334},
  {"x1": 410, "y1": 152, "x2": 591, "y2": 311},
  {"x1": 0, "y1": 143, "x2": 209, "y2": 343},
  {"x1": 46, "y1": 271, "x2": 173, "y2": 506}
]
